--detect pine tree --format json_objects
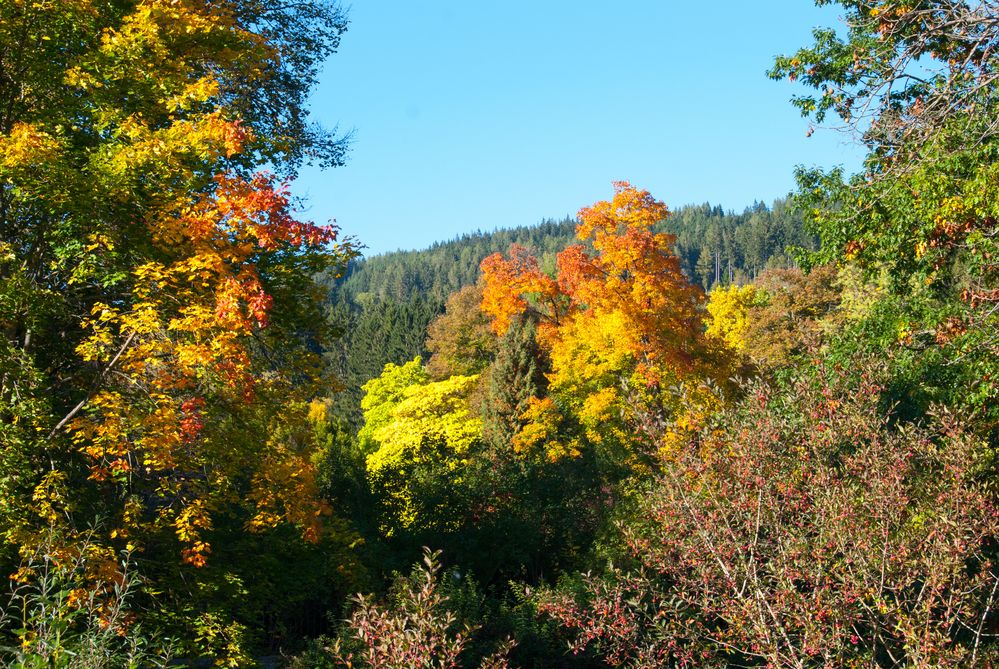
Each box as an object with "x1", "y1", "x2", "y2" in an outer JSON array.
[{"x1": 480, "y1": 317, "x2": 546, "y2": 452}]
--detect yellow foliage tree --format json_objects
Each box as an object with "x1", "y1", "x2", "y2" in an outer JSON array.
[
  {"x1": 705, "y1": 284, "x2": 758, "y2": 352},
  {"x1": 360, "y1": 361, "x2": 482, "y2": 533}
]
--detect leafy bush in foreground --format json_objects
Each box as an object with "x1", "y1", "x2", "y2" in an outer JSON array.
[{"x1": 538, "y1": 360, "x2": 998, "y2": 667}]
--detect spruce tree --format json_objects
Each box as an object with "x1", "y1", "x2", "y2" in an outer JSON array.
[{"x1": 480, "y1": 317, "x2": 547, "y2": 452}]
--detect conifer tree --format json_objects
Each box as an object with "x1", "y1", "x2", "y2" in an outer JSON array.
[{"x1": 480, "y1": 316, "x2": 547, "y2": 452}]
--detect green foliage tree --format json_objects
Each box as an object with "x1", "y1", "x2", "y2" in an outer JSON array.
[
  {"x1": 480, "y1": 316, "x2": 547, "y2": 452},
  {"x1": 772, "y1": 0, "x2": 999, "y2": 424},
  {"x1": 667, "y1": 198, "x2": 813, "y2": 288}
]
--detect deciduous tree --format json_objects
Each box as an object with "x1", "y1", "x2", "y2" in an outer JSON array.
[
  {"x1": 426, "y1": 285, "x2": 497, "y2": 380},
  {"x1": 480, "y1": 183, "x2": 731, "y2": 465},
  {"x1": 0, "y1": 0, "x2": 354, "y2": 659}
]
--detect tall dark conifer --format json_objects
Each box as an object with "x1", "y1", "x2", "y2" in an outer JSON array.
[{"x1": 480, "y1": 316, "x2": 547, "y2": 452}]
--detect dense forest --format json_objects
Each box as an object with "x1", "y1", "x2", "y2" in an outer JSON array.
[
  {"x1": 324, "y1": 202, "x2": 811, "y2": 423},
  {"x1": 1, "y1": 1, "x2": 997, "y2": 668}
]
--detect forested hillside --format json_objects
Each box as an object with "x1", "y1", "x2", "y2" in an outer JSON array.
[{"x1": 323, "y1": 201, "x2": 812, "y2": 423}]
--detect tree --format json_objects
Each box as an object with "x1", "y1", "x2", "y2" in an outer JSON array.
[
  {"x1": 771, "y1": 1, "x2": 999, "y2": 426},
  {"x1": 741, "y1": 264, "x2": 842, "y2": 367},
  {"x1": 480, "y1": 183, "x2": 731, "y2": 466},
  {"x1": 704, "y1": 283, "x2": 758, "y2": 352},
  {"x1": 695, "y1": 248, "x2": 716, "y2": 289},
  {"x1": 771, "y1": 1, "x2": 997, "y2": 170},
  {"x1": 360, "y1": 360, "x2": 481, "y2": 535},
  {"x1": 426, "y1": 285, "x2": 497, "y2": 380},
  {"x1": 770, "y1": 0, "x2": 999, "y2": 317},
  {"x1": 773, "y1": 0, "x2": 999, "y2": 279},
  {"x1": 480, "y1": 316, "x2": 547, "y2": 452},
  {"x1": 0, "y1": 0, "x2": 354, "y2": 659},
  {"x1": 357, "y1": 358, "x2": 431, "y2": 454}
]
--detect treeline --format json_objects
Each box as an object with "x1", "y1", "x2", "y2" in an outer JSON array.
[
  {"x1": 333, "y1": 218, "x2": 579, "y2": 304},
  {"x1": 668, "y1": 198, "x2": 815, "y2": 286},
  {"x1": 329, "y1": 199, "x2": 810, "y2": 304},
  {"x1": 322, "y1": 201, "x2": 810, "y2": 423}
]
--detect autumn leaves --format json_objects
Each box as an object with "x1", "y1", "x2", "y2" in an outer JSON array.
[{"x1": 479, "y1": 182, "x2": 734, "y2": 463}]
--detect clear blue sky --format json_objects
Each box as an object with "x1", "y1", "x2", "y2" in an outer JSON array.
[{"x1": 293, "y1": 1, "x2": 863, "y2": 257}]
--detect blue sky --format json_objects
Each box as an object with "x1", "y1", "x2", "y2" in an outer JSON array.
[{"x1": 293, "y1": 1, "x2": 864, "y2": 257}]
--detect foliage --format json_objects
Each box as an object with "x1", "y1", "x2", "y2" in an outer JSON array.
[
  {"x1": 538, "y1": 359, "x2": 999, "y2": 667},
  {"x1": 361, "y1": 361, "x2": 482, "y2": 534},
  {"x1": 0, "y1": 0, "x2": 356, "y2": 659},
  {"x1": 326, "y1": 219, "x2": 580, "y2": 306},
  {"x1": 319, "y1": 219, "x2": 580, "y2": 425},
  {"x1": 0, "y1": 530, "x2": 172, "y2": 668},
  {"x1": 704, "y1": 283, "x2": 758, "y2": 352},
  {"x1": 321, "y1": 203, "x2": 810, "y2": 426},
  {"x1": 325, "y1": 295, "x2": 441, "y2": 426},
  {"x1": 772, "y1": 1, "x2": 999, "y2": 418},
  {"x1": 480, "y1": 316, "x2": 548, "y2": 452},
  {"x1": 771, "y1": 1, "x2": 997, "y2": 163},
  {"x1": 293, "y1": 549, "x2": 514, "y2": 669},
  {"x1": 741, "y1": 264, "x2": 842, "y2": 368},
  {"x1": 668, "y1": 199, "x2": 814, "y2": 288},
  {"x1": 481, "y1": 182, "x2": 732, "y2": 466},
  {"x1": 357, "y1": 358, "x2": 432, "y2": 454},
  {"x1": 426, "y1": 285, "x2": 498, "y2": 379}
]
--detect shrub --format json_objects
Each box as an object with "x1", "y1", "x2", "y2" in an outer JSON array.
[
  {"x1": 537, "y1": 359, "x2": 999, "y2": 667},
  {"x1": 0, "y1": 530, "x2": 172, "y2": 668},
  {"x1": 291, "y1": 548, "x2": 513, "y2": 669}
]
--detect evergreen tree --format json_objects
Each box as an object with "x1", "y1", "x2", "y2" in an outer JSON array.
[{"x1": 480, "y1": 317, "x2": 547, "y2": 452}]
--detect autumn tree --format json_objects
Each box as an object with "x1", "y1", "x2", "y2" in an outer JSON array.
[
  {"x1": 704, "y1": 283, "x2": 758, "y2": 352},
  {"x1": 740, "y1": 264, "x2": 842, "y2": 367},
  {"x1": 0, "y1": 0, "x2": 354, "y2": 659},
  {"x1": 425, "y1": 284, "x2": 497, "y2": 380},
  {"x1": 357, "y1": 358, "x2": 431, "y2": 454},
  {"x1": 480, "y1": 183, "x2": 731, "y2": 465},
  {"x1": 359, "y1": 359, "x2": 482, "y2": 535},
  {"x1": 532, "y1": 5, "x2": 999, "y2": 665}
]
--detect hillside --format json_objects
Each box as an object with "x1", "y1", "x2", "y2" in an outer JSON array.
[{"x1": 321, "y1": 199, "x2": 812, "y2": 423}]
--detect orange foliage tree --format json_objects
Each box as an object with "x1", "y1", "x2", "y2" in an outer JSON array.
[{"x1": 480, "y1": 183, "x2": 731, "y2": 464}]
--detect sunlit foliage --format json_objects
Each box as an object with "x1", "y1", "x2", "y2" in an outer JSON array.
[
  {"x1": 0, "y1": 0, "x2": 353, "y2": 661},
  {"x1": 704, "y1": 283, "x2": 757, "y2": 352},
  {"x1": 481, "y1": 183, "x2": 732, "y2": 464},
  {"x1": 360, "y1": 360, "x2": 481, "y2": 533}
]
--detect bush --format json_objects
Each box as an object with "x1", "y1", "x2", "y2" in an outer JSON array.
[
  {"x1": 0, "y1": 530, "x2": 172, "y2": 668},
  {"x1": 290, "y1": 548, "x2": 513, "y2": 669},
  {"x1": 537, "y1": 359, "x2": 999, "y2": 667}
]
